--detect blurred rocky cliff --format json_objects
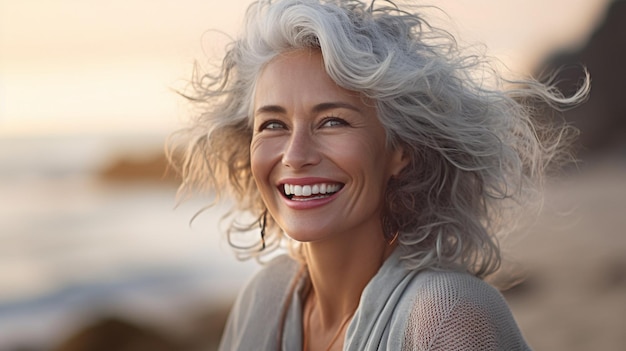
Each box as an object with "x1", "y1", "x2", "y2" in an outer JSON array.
[{"x1": 540, "y1": 0, "x2": 626, "y2": 160}]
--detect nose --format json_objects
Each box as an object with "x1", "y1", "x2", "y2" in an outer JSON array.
[{"x1": 281, "y1": 128, "x2": 321, "y2": 169}]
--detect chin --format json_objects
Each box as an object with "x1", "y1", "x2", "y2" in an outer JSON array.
[{"x1": 281, "y1": 227, "x2": 333, "y2": 243}]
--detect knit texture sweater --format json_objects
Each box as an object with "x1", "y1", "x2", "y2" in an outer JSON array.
[{"x1": 218, "y1": 249, "x2": 532, "y2": 350}]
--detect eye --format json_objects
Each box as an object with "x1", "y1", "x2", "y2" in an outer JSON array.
[
  {"x1": 320, "y1": 117, "x2": 349, "y2": 128},
  {"x1": 259, "y1": 120, "x2": 286, "y2": 131}
]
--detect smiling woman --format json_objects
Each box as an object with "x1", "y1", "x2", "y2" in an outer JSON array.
[
  {"x1": 168, "y1": 0, "x2": 588, "y2": 350},
  {"x1": 250, "y1": 50, "x2": 407, "y2": 244}
]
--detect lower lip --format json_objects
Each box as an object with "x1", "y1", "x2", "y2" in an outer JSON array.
[{"x1": 281, "y1": 190, "x2": 341, "y2": 210}]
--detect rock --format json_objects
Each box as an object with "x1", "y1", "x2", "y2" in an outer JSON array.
[
  {"x1": 539, "y1": 0, "x2": 626, "y2": 159},
  {"x1": 98, "y1": 152, "x2": 180, "y2": 185},
  {"x1": 51, "y1": 317, "x2": 181, "y2": 351}
]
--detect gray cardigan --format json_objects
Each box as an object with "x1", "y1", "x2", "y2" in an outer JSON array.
[{"x1": 218, "y1": 250, "x2": 531, "y2": 350}]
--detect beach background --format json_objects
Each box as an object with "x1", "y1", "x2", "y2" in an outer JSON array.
[{"x1": 1, "y1": 0, "x2": 624, "y2": 350}]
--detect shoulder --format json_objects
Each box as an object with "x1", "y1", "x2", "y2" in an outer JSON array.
[
  {"x1": 403, "y1": 270, "x2": 511, "y2": 326},
  {"x1": 402, "y1": 270, "x2": 530, "y2": 350},
  {"x1": 219, "y1": 254, "x2": 302, "y2": 350},
  {"x1": 246, "y1": 254, "x2": 300, "y2": 289},
  {"x1": 410, "y1": 269, "x2": 504, "y2": 305},
  {"x1": 233, "y1": 254, "x2": 301, "y2": 314}
]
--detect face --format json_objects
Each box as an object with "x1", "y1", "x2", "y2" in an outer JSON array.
[{"x1": 250, "y1": 49, "x2": 407, "y2": 243}]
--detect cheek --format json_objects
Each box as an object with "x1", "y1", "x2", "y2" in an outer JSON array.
[
  {"x1": 250, "y1": 139, "x2": 280, "y2": 187},
  {"x1": 330, "y1": 137, "x2": 388, "y2": 174},
  {"x1": 250, "y1": 151, "x2": 267, "y2": 187}
]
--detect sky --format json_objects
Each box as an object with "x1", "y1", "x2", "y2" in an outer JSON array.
[{"x1": 0, "y1": 0, "x2": 612, "y2": 137}]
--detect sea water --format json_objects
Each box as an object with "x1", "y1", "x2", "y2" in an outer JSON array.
[{"x1": 0, "y1": 134, "x2": 260, "y2": 349}]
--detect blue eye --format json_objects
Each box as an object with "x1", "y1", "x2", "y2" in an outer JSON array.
[
  {"x1": 321, "y1": 117, "x2": 348, "y2": 127},
  {"x1": 260, "y1": 120, "x2": 285, "y2": 131}
]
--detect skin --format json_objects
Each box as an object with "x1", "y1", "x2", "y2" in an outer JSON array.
[{"x1": 250, "y1": 49, "x2": 408, "y2": 350}]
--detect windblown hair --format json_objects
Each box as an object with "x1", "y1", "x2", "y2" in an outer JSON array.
[{"x1": 169, "y1": 0, "x2": 589, "y2": 277}]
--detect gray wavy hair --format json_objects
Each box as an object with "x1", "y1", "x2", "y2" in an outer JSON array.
[{"x1": 169, "y1": 0, "x2": 589, "y2": 278}]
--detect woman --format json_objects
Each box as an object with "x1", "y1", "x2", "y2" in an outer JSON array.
[{"x1": 170, "y1": 0, "x2": 588, "y2": 350}]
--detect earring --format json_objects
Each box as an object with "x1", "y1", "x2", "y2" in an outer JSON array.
[
  {"x1": 387, "y1": 231, "x2": 399, "y2": 246},
  {"x1": 258, "y1": 210, "x2": 267, "y2": 251},
  {"x1": 383, "y1": 175, "x2": 402, "y2": 246},
  {"x1": 381, "y1": 215, "x2": 400, "y2": 246},
  {"x1": 382, "y1": 214, "x2": 399, "y2": 246}
]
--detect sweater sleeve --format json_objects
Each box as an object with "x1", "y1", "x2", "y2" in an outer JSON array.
[{"x1": 403, "y1": 271, "x2": 531, "y2": 351}]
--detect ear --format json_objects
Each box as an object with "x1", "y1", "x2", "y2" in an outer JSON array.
[{"x1": 388, "y1": 145, "x2": 410, "y2": 177}]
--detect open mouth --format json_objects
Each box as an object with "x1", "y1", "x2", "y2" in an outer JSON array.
[{"x1": 281, "y1": 182, "x2": 344, "y2": 201}]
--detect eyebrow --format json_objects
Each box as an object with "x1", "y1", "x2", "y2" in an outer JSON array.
[{"x1": 254, "y1": 101, "x2": 362, "y2": 116}]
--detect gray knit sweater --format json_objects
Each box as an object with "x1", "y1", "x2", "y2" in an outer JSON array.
[{"x1": 218, "y1": 250, "x2": 531, "y2": 350}]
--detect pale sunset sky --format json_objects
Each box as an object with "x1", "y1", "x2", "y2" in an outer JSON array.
[{"x1": 0, "y1": 0, "x2": 612, "y2": 137}]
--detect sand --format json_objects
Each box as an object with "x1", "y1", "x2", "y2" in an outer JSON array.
[{"x1": 503, "y1": 162, "x2": 626, "y2": 350}]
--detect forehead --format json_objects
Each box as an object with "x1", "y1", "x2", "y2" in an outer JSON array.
[
  {"x1": 253, "y1": 49, "x2": 369, "y2": 110},
  {"x1": 261, "y1": 49, "x2": 326, "y2": 77}
]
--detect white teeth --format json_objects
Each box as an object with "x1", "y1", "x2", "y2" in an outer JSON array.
[
  {"x1": 283, "y1": 183, "x2": 342, "y2": 196},
  {"x1": 320, "y1": 183, "x2": 327, "y2": 194},
  {"x1": 312, "y1": 184, "x2": 319, "y2": 194},
  {"x1": 302, "y1": 186, "x2": 312, "y2": 196}
]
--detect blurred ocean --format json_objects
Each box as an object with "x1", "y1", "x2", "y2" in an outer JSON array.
[{"x1": 0, "y1": 134, "x2": 260, "y2": 350}]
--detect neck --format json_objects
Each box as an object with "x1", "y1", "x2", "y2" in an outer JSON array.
[{"x1": 303, "y1": 228, "x2": 395, "y2": 327}]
